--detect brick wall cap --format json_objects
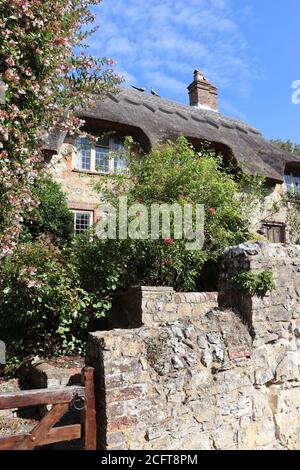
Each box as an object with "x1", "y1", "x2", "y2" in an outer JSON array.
[{"x1": 175, "y1": 292, "x2": 218, "y2": 304}]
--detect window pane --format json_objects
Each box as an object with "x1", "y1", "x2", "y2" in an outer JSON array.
[
  {"x1": 75, "y1": 212, "x2": 91, "y2": 235},
  {"x1": 75, "y1": 137, "x2": 91, "y2": 170},
  {"x1": 113, "y1": 138, "x2": 127, "y2": 174},
  {"x1": 97, "y1": 135, "x2": 110, "y2": 147},
  {"x1": 284, "y1": 173, "x2": 292, "y2": 192},
  {"x1": 293, "y1": 174, "x2": 300, "y2": 193},
  {"x1": 113, "y1": 138, "x2": 124, "y2": 151},
  {"x1": 114, "y1": 156, "x2": 127, "y2": 174},
  {"x1": 95, "y1": 146, "x2": 110, "y2": 173}
]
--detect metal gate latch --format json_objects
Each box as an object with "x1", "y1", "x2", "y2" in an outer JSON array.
[{"x1": 70, "y1": 393, "x2": 86, "y2": 411}]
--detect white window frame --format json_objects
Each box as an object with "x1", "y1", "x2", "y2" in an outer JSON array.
[
  {"x1": 74, "y1": 136, "x2": 127, "y2": 174},
  {"x1": 72, "y1": 210, "x2": 93, "y2": 235},
  {"x1": 284, "y1": 171, "x2": 300, "y2": 193}
]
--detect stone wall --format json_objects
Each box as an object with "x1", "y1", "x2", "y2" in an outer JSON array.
[
  {"x1": 86, "y1": 242, "x2": 300, "y2": 450},
  {"x1": 110, "y1": 286, "x2": 218, "y2": 329}
]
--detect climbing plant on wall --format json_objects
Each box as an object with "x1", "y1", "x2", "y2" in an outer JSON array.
[{"x1": 0, "y1": 0, "x2": 122, "y2": 258}]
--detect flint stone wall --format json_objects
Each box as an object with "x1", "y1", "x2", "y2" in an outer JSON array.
[{"x1": 86, "y1": 243, "x2": 300, "y2": 450}]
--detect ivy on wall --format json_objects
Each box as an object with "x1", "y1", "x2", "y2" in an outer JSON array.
[{"x1": 231, "y1": 269, "x2": 275, "y2": 296}]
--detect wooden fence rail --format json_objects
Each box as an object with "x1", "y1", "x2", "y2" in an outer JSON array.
[{"x1": 0, "y1": 367, "x2": 96, "y2": 450}]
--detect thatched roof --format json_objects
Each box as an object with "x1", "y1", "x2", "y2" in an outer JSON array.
[{"x1": 44, "y1": 87, "x2": 299, "y2": 183}]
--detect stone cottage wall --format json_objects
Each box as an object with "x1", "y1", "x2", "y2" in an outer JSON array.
[
  {"x1": 87, "y1": 242, "x2": 300, "y2": 450},
  {"x1": 251, "y1": 183, "x2": 287, "y2": 233},
  {"x1": 48, "y1": 144, "x2": 103, "y2": 219}
]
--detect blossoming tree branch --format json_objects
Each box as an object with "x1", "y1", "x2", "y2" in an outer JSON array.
[{"x1": 0, "y1": 0, "x2": 122, "y2": 257}]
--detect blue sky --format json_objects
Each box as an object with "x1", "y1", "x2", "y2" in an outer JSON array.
[{"x1": 90, "y1": 0, "x2": 300, "y2": 142}]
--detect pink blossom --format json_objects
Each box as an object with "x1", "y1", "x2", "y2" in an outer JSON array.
[
  {"x1": 209, "y1": 208, "x2": 216, "y2": 215},
  {"x1": 0, "y1": 0, "x2": 120, "y2": 260},
  {"x1": 6, "y1": 57, "x2": 15, "y2": 67},
  {"x1": 4, "y1": 68, "x2": 19, "y2": 83},
  {"x1": 26, "y1": 280, "x2": 38, "y2": 288},
  {"x1": 27, "y1": 266, "x2": 37, "y2": 274},
  {"x1": 53, "y1": 37, "x2": 67, "y2": 46},
  {"x1": 164, "y1": 237, "x2": 174, "y2": 246}
]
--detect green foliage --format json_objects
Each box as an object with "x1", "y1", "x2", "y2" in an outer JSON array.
[
  {"x1": 22, "y1": 177, "x2": 74, "y2": 244},
  {"x1": 73, "y1": 236, "x2": 207, "y2": 293},
  {"x1": 273, "y1": 193, "x2": 300, "y2": 245},
  {"x1": 87, "y1": 136, "x2": 264, "y2": 292},
  {"x1": 0, "y1": 236, "x2": 107, "y2": 363},
  {"x1": 282, "y1": 193, "x2": 300, "y2": 244},
  {"x1": 287, "y1": 204, "x2": 300, "y2": 244},
  {"x1": 270, "y1": 139, "x2": 300, "y2": 156},
  {"x1": 232, "y1": 269, "x2": 275, "y2": 296}
]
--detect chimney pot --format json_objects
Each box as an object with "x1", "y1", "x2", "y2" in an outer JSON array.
[
  {"x1": 194, "y1": 70, "x2": 204, "y2": 81},
  {"x1": 188, "y1": 70, "x2": 218, "y2": 112}
]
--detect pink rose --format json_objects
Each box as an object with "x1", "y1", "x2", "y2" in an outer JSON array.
[{"x1": 164, "y1": 237, "x2": 174, "y2": 245}]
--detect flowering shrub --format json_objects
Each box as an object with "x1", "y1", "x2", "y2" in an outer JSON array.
[
  {"x1": 98, "y1": 136, "x2": 262, "y2": 254},
  {"x1": 76, "y1": 137, "x2": 264, "y2": 293},
  {"x1": 0, "y1": 236, "x2": 107, "y2": 363},
  {"x1": 74, "y1": 237, "x2": 207, "y2": 293},
  {"x1": 0, "y1": 0, "x2": 122, "y2": 257}
]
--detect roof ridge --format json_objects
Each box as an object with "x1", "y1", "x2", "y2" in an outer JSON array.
[{"x1": 117, "y1": 87, "x2": 261, "y2": 135}]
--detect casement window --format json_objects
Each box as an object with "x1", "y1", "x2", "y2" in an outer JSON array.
[
  {"x1": 284, "y1": 171, "x2": 300, "y2": 193},
  {"x1": 75, "y1": 136, "x2": 127, "y2": 174},
  {"x1": 75, "y1": 137, "x2": 91, "y2": 171},
  {"x1": 261, "y1": 222, "x2": 286, "y2": 243},
  {"x1": 72, "y1": 210, "x2": 93, "y2": 235}
]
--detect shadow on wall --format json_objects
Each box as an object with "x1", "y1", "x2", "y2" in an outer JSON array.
[{"x1": 197, "y1": 259, "x2": 220, "y2": 292}]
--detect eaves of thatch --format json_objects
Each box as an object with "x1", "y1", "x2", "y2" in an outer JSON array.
[{"x1": 44, "y1": 87, "x2": 299, "y2": 183}]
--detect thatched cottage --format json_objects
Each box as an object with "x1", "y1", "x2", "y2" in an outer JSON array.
[{"x1": 45, "y1": 71, "x2": 300, "y2": 241}]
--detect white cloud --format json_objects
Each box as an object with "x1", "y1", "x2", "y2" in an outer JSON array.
[
  {"x1": 220, "y1": 100, "x2": 248, "y2": 121},
  {"x1": 90, "y1": 0, "x2": 261, "y2": 117},
  {"x1": 144, "y1": 71, "x2": 187, "y2": 96}
]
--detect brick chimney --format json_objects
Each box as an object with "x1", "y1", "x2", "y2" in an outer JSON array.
[{"x1": 187, "y1": 70, "x2": 218, "y2": 112}]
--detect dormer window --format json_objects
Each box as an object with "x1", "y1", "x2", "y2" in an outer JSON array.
[
  {"x1": 75, "y1": 136, "x2": 127, "y2": 174},
  {"x1": 284, "y1": 171, "x2": 300, "y2": 193}
]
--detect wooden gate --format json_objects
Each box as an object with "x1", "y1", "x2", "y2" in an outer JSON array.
[{"x1": 0, "y1": 367, "x2": 96, "y2": 450}]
